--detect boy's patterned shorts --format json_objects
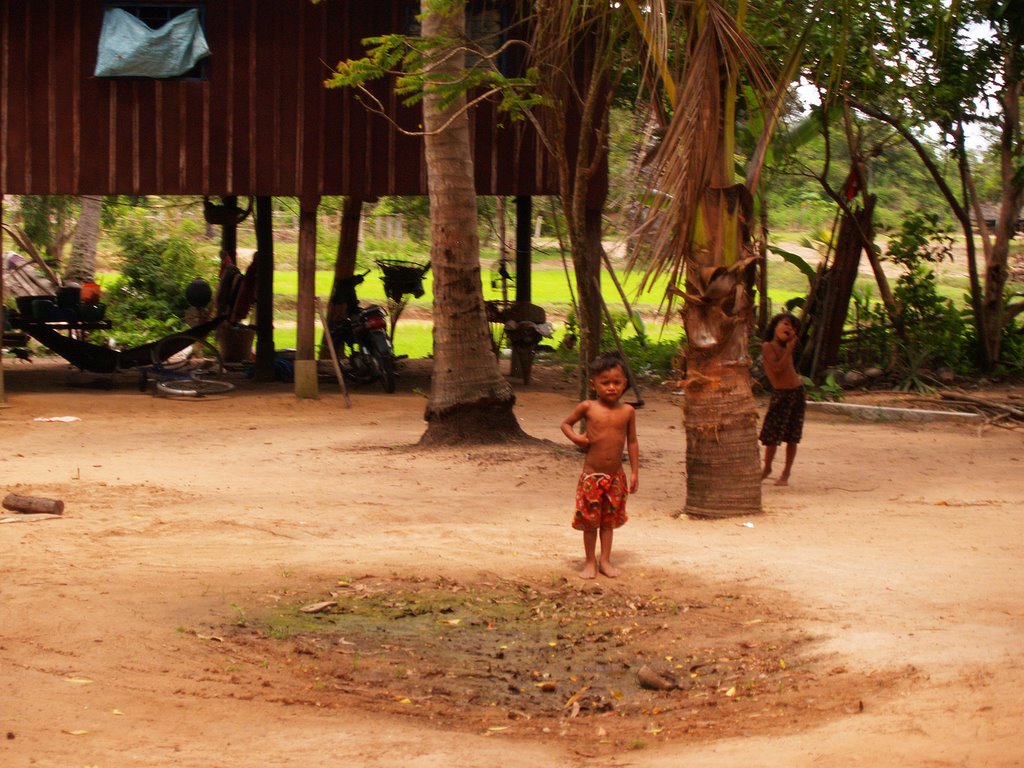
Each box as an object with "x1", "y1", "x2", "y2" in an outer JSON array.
[{"x1": 573, "y1": 469, "x2": 629, "y2": 531}]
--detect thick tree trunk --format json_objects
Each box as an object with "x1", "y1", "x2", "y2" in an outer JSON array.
[
  {"x1": 681, "y1": 186, "x2": 762, "y2": 519},
  {"x1": 64, "y1": 195, "x2": 101, "y2": 284},
  {"x1": 811, "y1": 198, "x2": 876, "y2": 377},
  {"x1": 419, "y1": 1, "x2": 524, "y2": 446},
  {"x1": 683, "y1": 356, "x2": 762, "y2": 519},
  {"x1": 320, "y1": 196, "x2": 363, "y2": 359}
]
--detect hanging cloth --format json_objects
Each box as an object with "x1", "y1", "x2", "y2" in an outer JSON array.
[{"x1": 95, "y1": 8, "x2": 211, "y2": 78}]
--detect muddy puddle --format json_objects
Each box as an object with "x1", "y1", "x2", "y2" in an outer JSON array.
[{"x1": 209, "y1": 573, "x2": 912, "y2": 750}]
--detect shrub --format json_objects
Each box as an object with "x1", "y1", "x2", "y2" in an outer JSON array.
[
  {"x1": 886, "y1": 212, "x2": 969, "y2": 372},
  {"x1": 839, "y1": 212, "x2": 969, "y2": 375},
  {"x1": 99, "y1": 212, "x2": 217, "y2": 347}
]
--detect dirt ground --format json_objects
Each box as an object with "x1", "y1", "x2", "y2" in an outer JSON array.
[{"x1": 1, "y1": 357, "x2": 1022, "y2": 767}]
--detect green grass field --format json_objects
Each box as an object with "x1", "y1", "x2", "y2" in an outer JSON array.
[
  {"x1": 101, "y1": 250, "x2": 977, "y2": 361},
  {"x1": 268, "y1": 261, "x2": 695, "y2": 357}
]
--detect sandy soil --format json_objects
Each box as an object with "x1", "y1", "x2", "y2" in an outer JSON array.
[{"x1": 1, "y1": 358, "x2": 1022, "y2": 767}]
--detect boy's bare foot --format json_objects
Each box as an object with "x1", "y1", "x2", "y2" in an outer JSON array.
[
  {"x1": 599, "y1": 561, "x2": 620, "y2": 578},
  {"x1": 580, "y1": 562, "x2": 598, "y2": 579},
  {"x1": 761, "y1": 466, "x2": 772, "y2": 480},
  {"x1": 775, "y1": 476, "x2": 789, "y2": 486}
]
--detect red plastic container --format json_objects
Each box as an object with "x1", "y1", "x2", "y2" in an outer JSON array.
[{"x1": 80, "y1": 282, "x2": 101, "y2": 304}]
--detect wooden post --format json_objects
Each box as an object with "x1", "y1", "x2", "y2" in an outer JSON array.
[
  {"x1": 294, "y1": 196, "x2": 320, "y2": 398},
  {"x1": 221, "y1": 195, "x2": 238, "y2": 265},
  {"x1": 515, "y1": 195, "x2": 532, "y2": 304},
  {"x1": 511, "y1": 196, "x2": 532, "y2": 379},
  {"x1": 1, "y1": 193, "x2": 5, "y2": 404},
  {"x1": 316, "y1": 298, "x2": 350, "y2": 408},
  {"x1": 253, "y1": 196, "x2": 276, "y2": 382}
]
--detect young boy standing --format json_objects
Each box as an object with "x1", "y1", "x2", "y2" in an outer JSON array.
[
  {"x1": 561, "y1": 352, "x2": 639, "y2": 579},
  {"x1": 759, "y1": 313, "x2": 806, "y2": 486}
]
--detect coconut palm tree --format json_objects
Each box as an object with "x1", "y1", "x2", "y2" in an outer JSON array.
[
  {"x1": 626, "y1": 0, "x2": 805, "y2": 518},
  {"x1": 418, "y1": 0, "x2": 524, "y2": 445}
]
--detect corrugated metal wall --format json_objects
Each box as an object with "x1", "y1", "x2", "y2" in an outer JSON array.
[{"x1": 0, "y1": 0, "x2": 554, "y2": 198}]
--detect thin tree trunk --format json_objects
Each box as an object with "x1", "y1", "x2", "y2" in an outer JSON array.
[
  {"x1": 419, "y1": 0, "x2": 524, "y2": 445},
  {"x1": 573, "y1": 208, "x2": 604, "y2": 396},
  {"x1": 64, "y1": 195, "x2": 101, "y2": 284},
  {"x1": 953, "y1": 126, "x2": 989, "y2": 363}
]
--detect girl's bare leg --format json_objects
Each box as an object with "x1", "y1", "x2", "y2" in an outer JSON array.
[
  {"x1": 580, "y1": 529, "x2": 599, "y2": 579},
  {"x1": 598, "y1": 528, "x2": 620, "y2": 578},
  {"x1": 761, "y1": 444, "x2": 778, "y2": 480},
  {"x1": 776, "y1": 443, "x2": 798, "y2": 485}
]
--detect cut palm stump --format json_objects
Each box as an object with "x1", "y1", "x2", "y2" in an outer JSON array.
[{"x1": 2, "y1": 493, "x2": 64, "y2": 515}]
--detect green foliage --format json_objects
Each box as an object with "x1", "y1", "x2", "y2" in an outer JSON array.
[
  {"x1": 962, "y1": 290, "x2": 1024, "y2": 374},
  {"x1": 557, "y1": 307, "x2": 681, "y2": 382},
  {"x1": 100, "y1": 212, "x2": 217, "y2": 347},
  {"x1": 767, "y1": 244, "x2": 817, "y2": 284},
  {"x1": 842, "y1": 286, "x2": 893, "y2": 368},
  {"x1": 324, "y1": 21, "x2": 544, "y2": 119},
  {"x1": 802, "y1": 373, "x2": 843, "y2": 402},
  {"x1": 18, "y1": 195, "x2": 74, "y2": 258},
  {"x1": 837, "y1": 211, "x2": 970, "y2": 374},
  {"x1": 894, "y1": 341, "x2": 938, "y2": 393},
  {"x1": 764, "y1": 128, "x2": 959, "y2": 233},
  {"x1": 886, "y1": 212, "x2": 968, "y2": 371}
]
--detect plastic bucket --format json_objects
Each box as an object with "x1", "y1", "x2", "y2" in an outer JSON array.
[{"x1": 80, "y1": 282, "x2": 102, "y2": 304}]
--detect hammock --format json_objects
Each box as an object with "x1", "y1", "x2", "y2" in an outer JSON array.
[{"x1": 16, "y1": 314, "x2": 226, "y2": 374}]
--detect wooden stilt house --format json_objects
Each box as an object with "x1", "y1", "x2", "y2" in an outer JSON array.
[{"x1": 0, "y1": 0, "x2": 595, "y2": 396}]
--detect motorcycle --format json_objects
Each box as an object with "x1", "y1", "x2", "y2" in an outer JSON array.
[{"x1": 328, "y1": 272, "x2": 397, "y2": 393}]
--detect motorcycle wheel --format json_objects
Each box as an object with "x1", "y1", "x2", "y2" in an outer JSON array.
[
  {"x1": 376, "y1": 350, "x2": 396, "y2": 393},
  {"x1": 342, "y1": 351, "x2": 374, "y2": 385}
]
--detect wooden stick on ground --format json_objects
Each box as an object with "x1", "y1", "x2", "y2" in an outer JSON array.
[
  {"x1": 940, "y1": 391, "x2": 1024, "y2": 422},
  {"x1": 315, "y1": 297, "x2": 351, "y2": 408}
]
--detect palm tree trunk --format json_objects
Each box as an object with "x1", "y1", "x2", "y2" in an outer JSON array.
[
  {"x1": 64, "y1": 195, "x2": 101, "y2": 284},
  {"x1": 683, "y1": 353, "x2": 762, "y2": 518},
  {"x1": 419, "y1": 0, "x2": 523, "y2": 445}
]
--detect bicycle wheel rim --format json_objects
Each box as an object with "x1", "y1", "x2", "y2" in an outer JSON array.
[{"x1": 155, "y1": 378, "x2": 234, "y2": 397}]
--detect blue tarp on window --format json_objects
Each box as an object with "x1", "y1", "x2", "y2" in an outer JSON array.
[{"x1": 95, "y1": 8, "x2": 210, "y2": 78}]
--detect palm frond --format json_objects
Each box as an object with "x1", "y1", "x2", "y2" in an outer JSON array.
[{"x1": 630, "y1": 0, "x2": 773, "y2": 309}]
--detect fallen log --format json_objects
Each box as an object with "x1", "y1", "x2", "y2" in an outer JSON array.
[{"x1": 2, "y1": 493, "x2": 64, "y2": 515}]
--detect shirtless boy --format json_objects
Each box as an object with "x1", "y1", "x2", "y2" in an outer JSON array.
[
  {"x1": 759, "y1": 312, "x2": 806, "y2": 486},
  {"x1": 561, "y1": 352, "x2": 639, "y2": 579}
]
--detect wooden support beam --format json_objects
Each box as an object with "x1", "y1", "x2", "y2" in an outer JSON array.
[
  {"x1": 1, "y1": 194, "x2": 5, "y2": 404},
  {"x1": 253, "y1": 196, "x2": 277, "y2": 382},
  {"x1": 515, "y1": 196, "x2": 532, "y2": 304},
  {"x1": 294, "y1": 196, "x2": 320, "y2": 398},
  {"x1": 220, "y1": 195, "x2": 238, "y2": 264}
]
